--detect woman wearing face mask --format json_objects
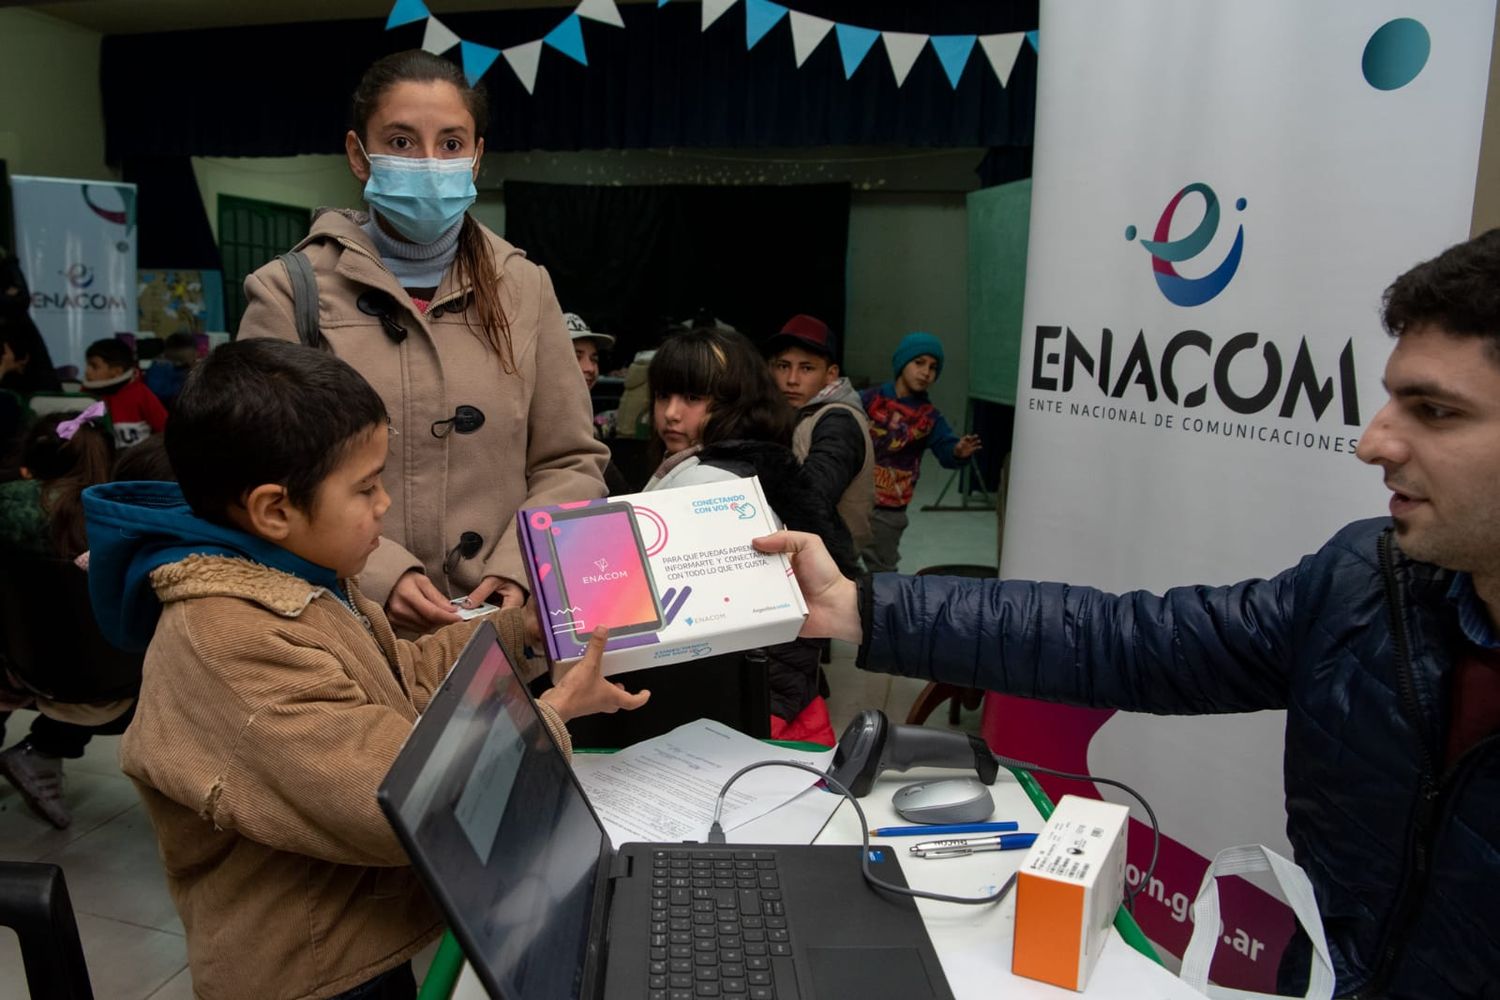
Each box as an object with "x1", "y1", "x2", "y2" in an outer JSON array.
[{"x1": 238, "y1": 50, "x2": 608, "y2": 632}]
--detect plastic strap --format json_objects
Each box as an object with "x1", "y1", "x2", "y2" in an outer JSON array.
[
  {"x1": 1179, "y1": 844, "x2": 1335, "y2": 999},
  {"x1": 277, "y1": 250, "x2": 323, "y2": 350}
]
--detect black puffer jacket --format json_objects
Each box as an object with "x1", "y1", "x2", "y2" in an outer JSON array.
[
  {"x1": 859, "y1": 518, "x2": 1499, "y2": 999},
  {"x1": 700, "y1": 439, "x2": 859, "y2": 577},
  {"x1": 699, "y1": 439, "x2": 855, "y2": 722}
]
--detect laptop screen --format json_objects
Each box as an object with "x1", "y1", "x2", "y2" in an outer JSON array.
[{"x1": 379, "y1": 629, "x2": 608, "y2": 1000}]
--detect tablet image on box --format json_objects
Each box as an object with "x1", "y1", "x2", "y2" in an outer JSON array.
[
  {"x1": 519, "y1": 477, "x2": 807, "y2": 675},
  {"x1": 545, "y1": 501, "x2": 663, "y2": 642}
]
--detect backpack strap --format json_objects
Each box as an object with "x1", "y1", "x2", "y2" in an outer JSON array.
[{"x1": 276, "y1": 250, "x2": 323, "y2": 350}]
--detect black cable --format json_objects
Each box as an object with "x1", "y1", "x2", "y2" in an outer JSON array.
[
  {"x1": 985, "y1": 751, "x2": 1161, "y2": 912},
  {"x1": 707, "y1": 761, "x2": 1014, "y2": 907}
]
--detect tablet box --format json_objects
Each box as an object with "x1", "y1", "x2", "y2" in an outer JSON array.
[
  {"x1": 1011, "y1": 794, "x2": 1130, "y2": 992},
  {"x1": 517, "y1": 477, "x2": 807, "y2": 675}
]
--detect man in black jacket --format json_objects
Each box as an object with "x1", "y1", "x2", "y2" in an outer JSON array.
[{"x1": 754, "y1": 230, "x2": 1500, "y2": 999}]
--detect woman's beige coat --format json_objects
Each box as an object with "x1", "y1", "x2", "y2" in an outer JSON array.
[{"x1": 239, "y1": 211, "x2": 608, "y2": 605}]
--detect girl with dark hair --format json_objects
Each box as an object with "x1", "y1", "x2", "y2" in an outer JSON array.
[
  {"x1": 0, "y1": 405, "x2": 118, "y2": 829},
  {"x1": 238, "y1": 50, "x2": 607, "y2": 633},
  {"x1": 644, "y1": 326, "x2": 857, "y2": 744},
  {"x1": 0, "y1": 406, "x2": 115, "y2": 558},
  {"x1": 646, "y1": 325, "x2": 795, "y2": 481}
]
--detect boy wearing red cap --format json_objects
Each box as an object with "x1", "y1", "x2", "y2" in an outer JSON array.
[{"x1": 765, "y1": 315, "x2": 875, "y2": 551}]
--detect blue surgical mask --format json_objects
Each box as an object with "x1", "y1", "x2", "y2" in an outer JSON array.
[{"x1": 358, "y1": 138, "x2": 477, "y2": 245}]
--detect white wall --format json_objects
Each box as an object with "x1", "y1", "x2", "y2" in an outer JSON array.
[
  {"x1": 0, "y1": 9, "x2": 110, "y2": 182},
  {"x1": 1471, "y1": 3, "x2": 1500, "y2": 236},
  {"x1": 191, "y1": 155, "x2": 363, "y2": 241},
  {"x1": 844, "y1": 193, "x2": 971, "y2": 425}
]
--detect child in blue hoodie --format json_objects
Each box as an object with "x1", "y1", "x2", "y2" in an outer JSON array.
[
  {"x1": 84, "y1": 339, "x2": 647, "y2": 1000},
  {"x1": 859, "y1": 332, "x2": 982, "y2": 573}
]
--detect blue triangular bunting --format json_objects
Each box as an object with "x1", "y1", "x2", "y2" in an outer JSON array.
[
  {"x1": 744, "y1": 0, "x2": 787, "y2": 50},
  {"x1": 930, "y1": 34, "x2": 976, "y2": 88},
  {"x1": 544, "y1": 13, "x2": 589, "y2": 65},
  {"x1": 385, "y1": 0, "x2": 429, "y2": 30},
  {"x1": 460, "y1": 40, "x2": 501, "y2": 86},
  {"x1": 835, "y1": 23, "x2": 879, "y2": 78},
  {"x1": 1026, "y1": 30, "x2": 1039, "y2": 52}
]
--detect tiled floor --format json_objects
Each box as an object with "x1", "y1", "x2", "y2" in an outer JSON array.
[{"x1": 0, "y1": 454, "x2": 996, "y2": 998}]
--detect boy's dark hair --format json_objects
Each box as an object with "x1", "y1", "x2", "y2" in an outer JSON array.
[
  {"x1": 85, "y1": 338, "x2": 135, "y2": 370},
  {"x1": 1382, "y1": 228, "x2": 1500, "y2": 363},
  {"x1": 648, "y1": 326, "x2": 793, "y2": 463},
  {"x1": 167, "y1": 339, "x2": 387, "y2": 525}
]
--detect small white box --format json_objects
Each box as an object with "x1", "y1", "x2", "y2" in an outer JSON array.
[
  {"x1": 1012, "y1": 794, "x2": 1130, "y2": 991},
  {"x1": 518, "y1": 477, "x2": 807, "y2": 675}
]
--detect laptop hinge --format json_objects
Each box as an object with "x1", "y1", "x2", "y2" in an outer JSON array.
[{"x1": 608, "y1": 851, "x2": 633, "y2": 879}]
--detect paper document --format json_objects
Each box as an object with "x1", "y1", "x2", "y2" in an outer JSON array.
[{"x1": 569, "y1": 719, "x2": 837, "y2": 846}]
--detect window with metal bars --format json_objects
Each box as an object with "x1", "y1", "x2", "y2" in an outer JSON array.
[{"x1": 217, "y1": 196, "x2": 310, "y2": 335}]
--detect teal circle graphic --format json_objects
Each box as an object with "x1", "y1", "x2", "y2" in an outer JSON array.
[
  {"x1": 1363, "y1": 18, "x2": 1430, "y2": 91},
  {"x1": 1124, "y1": 225, "x2": 1137, "y2": 241}
]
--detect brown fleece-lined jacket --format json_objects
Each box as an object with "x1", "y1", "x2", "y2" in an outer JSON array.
[{"x1": 119, "y1": 555, "x2": 569, "y2": 1000}]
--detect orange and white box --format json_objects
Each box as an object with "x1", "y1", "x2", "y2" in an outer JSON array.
[{"x1": 1012, "y1": 794, "x2": 1130, "y2": 991}]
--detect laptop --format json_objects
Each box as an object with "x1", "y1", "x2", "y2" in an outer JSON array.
[{"x1": 377, "y1": 627, "x2": 955, "y2": 1000}]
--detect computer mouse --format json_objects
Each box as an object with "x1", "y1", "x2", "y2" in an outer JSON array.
[{"x1": 891, "y1": 777, "x2": 996, "y2": 825}]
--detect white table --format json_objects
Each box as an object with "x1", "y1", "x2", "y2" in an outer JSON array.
[
  {"x1": 451, "y1": 765, "x2": 1203, "y2": 998},
  {"x1": 799, "y1": 767, "x2": 1203, "y2": 999}
]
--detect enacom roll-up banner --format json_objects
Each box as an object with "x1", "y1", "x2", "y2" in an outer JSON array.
[
  {"x1": 990, "y1": 1, "x2": 1494, "y2": 989},
  {"x1": 11, "y1": 176, "x2": 138, "y2": 374}
]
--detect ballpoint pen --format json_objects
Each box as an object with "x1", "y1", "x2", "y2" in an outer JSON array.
[
  {"x1": 872, "y1": 821, "x2": 1019, "y2": 837},
  {"x1": 908, "y1": 832, "x2": 1038, "y2": 859}
]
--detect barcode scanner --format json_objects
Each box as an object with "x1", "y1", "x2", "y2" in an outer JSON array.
[{"x1": 827, "y1": 709, "x2": 999, "y2": 797}]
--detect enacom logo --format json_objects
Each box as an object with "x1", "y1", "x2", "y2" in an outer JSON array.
[{"x1": 1125, "y1": 182, "x2": 1246, "y2": 307}]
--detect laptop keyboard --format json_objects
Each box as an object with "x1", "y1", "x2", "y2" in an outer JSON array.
[{"x1": 647, "y1": 849, "x2": 793, "y2": 1000}]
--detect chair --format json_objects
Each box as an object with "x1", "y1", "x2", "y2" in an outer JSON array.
[
  {"x1": 0, "y1": 550, "x2": 143, "y2": 703},
  {"x1": 904, "y1": 564, "x2": 997, "y2": 727},
  {"x1": 0, "y1": 862, "x2": 95, "y2": 998}
]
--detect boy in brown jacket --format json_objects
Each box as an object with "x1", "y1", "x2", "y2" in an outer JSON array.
[{"x1": 83, "y1": 339, "x2": 647, "y2": 1000}]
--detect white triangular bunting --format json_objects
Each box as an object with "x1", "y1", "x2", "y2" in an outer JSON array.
[
  {"x1": 503, "y1": 39, "x2": 544, "y2": 94},
  {"x1": 978, "y1": 32, "x2": 1025, "y2": 87},
  {"x1": 788, "y1": 11, "x2": 833, "y2": 68},
  {"x1": 881, "y1": 31, "x2": 927, "y2": 88},
  {"x1": 575, "y1": 0, "x2": 624, "y2": 29},
  {"x1": 702, "y1": 0, "x2": 736, "y2": 31},
  {"x1": 421, "y1": 15, "x2": 461, "y2": 55}
]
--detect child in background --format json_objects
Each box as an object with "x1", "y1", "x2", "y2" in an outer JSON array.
[
  {"x1": 645, "y1": 326, "x2": 858, "y2": 744},
  {"x1": 0, "y1": 404, "x2": 118, "y2": 828},
  {"x1": 84, "y1": 337, "x2": 168, "y2": 447},
  {"x1": 860, "y1": 332, "x2": 982, "y2": 573},
  {"x1": 85, "y1": 338, "x2": 646, "y2": 1000},
  {"x1": 142, "y1": 331, "x2": 202, "y2": 409},
  {"x1": 0, "y1": 405, "x2": 114, "y2": 558},
  {"x1": 566, "y1": 312, "x2": 614, "y2": 391}
]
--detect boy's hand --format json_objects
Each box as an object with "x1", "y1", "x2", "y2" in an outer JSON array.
[
  {"x1": 542, "y1": 628, "x2": 650, "y2": 721},
  {"x1": 954, "y1": 434, "x2": 983, "y2": 460},
  {"x1": 386, "y1": 569, "x2": 462, "y2": 631},
  {"x1": 751, "y1": 531, "x2": 861, "y2": 644}
]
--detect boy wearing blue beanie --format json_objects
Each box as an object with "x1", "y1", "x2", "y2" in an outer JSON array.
[{"x1": 859, "y1": 332, "x2": 982, "y2": 572}]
